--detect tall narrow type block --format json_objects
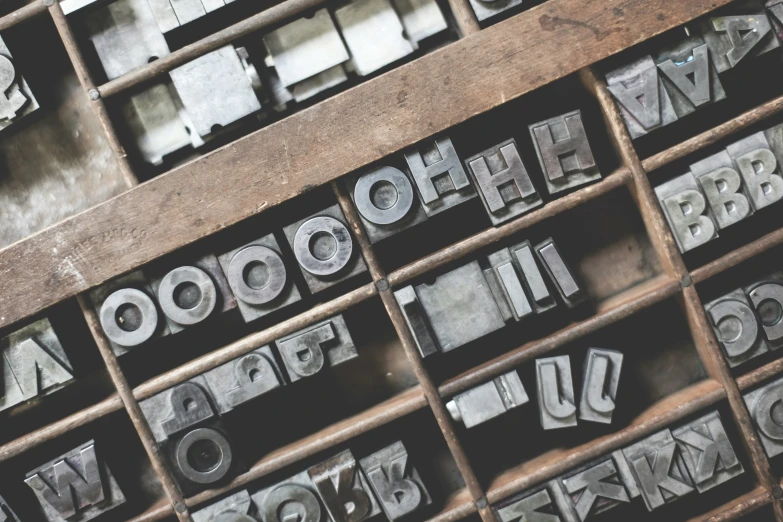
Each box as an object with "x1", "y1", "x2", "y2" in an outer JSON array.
[
  {"x1": 274, "y1": 315, "x2": 358, "y2": 382},
  {"x1": 534, "y1": 239, "x2": 585, "y2": 308},
  {"x1": 485, "y1": 248, "x2": 534, "y2": 323},
  {"x1": 690, "y1": 151, "x2": 753, "y2": 230},
  {"x1": 446, "y1": 370, "x2": 529, "y2": 428},
  {"x1": 579, "y1": 348, "x2": 622, "y2": 424},
  {"x1": 466, "y1": 138, "x2": 543, "y2": 225},
  {"x1": 536, "y1": 356, "x2": 577, "y2": 430},
  {"x1": 283, "y1": 204, "x2": 368, "y2": 293},
  {"x1": 744, "y1": 375, "x2": 783, "y2": 457},
  {"x1": 744, "y1": 272, "x2": 783, "y2": 350},
  {"x1": 605, "y1": 55, "x2": 677, "y2": 139},
  {"x1": 654, "y1": 172, "x2": 719, "y2": 253},
  {"x1": 726, "y1": 128, "x2": 783, "y2": 211},
  {"x1": 705, "y1": 288, "x2": 768, "y2": 367},
  {"x1": 0, "y1": 317, "x2": 74, "y2": 412},
  {"x1": 529, "y1": 110, "x2": 601, "y2": 195},
  {"x1": 510, "y1": 240, "x2": 556, "y2": 313}
]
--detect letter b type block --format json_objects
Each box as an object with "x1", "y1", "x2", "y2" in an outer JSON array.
[
  {"x1": 655, "y1": 172, "x2": 719, "y2": 253},
  {"x1": 359, "y1": 441, "x2": 432, "y2": 520},
  {"x1": 690, "y1": 151, "x2": 753, "y2": 231}
]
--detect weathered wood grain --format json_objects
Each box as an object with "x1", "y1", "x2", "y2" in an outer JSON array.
[{"x1": 0, "y1": 0, "x2": 732, "y2": 327}]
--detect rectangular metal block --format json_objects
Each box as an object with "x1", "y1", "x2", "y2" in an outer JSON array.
[
  {"x1": 467, "y1": 0, "x2": 522, "y2": 22},
  {"x1": 203, "y1": 345, "x2": 285, "y2": 414},
  {"x1": 139, "y1": 375, "x2": 217, "y2": 443},
  {"x1": 621, "y1": 430, "x2": 694, "y2": 511},
  {"x1": 509, "y1": 240, "x2": 556, "y2": 314},
  {"x1": 85, "y1": 0, "x2": 171, "y2": 81},
  {"x1": 0, "y1": 36, "x2": 38, "y2": 132},
  {"x1": 344, "y1": 166, "x2": 428, "y2": 243},
  {"x1": 705, "y1": 288, "x2": 768, "y2": 367},
  {"x1": 218, "y1": 233, "x2": 302, "y2": 322},
  {"x1": 610, "y1": 449, "x2": 641, "y2": 498},
  {"x1": 690, "y1": 150, "x2": 753, "y2": 230},
  {"x1": 672, "y1": 411, "x2": 744, "y2": 493},
  {"x1": 263, "y1": 9, "x2": 350, "y2": 88},
  {"x1": 253, "y1": 470, "x2": 332, "y2": 522},
  {"x1": 557, "y1": 457, "x2": 633, "y2": 521},
  {"x1": 655, "y1": 35, "x2": 726, "y2": 117},
  {"x1": 170, "y1": 45, "x2": 262, "y2": 138},
  {"x1": 359, "y1": 441, "x2": 432, "y2": 520},
  {"x1": 467, "y1": 138, "x2": 543, "y2": 225},
  {"x1": 409, "y1": 261, "x2": 506, "y2": 353},
  {"x1": 392, "y1": 0, "x2": 448, "y2": 45},
  {"x1": 334, "y1": 0, "x2": 415, "y2": 76},
  {"x1": 308, "y1": 450, "x2": 382, "y2": 522},
  {"x1": 193, "y1": 490, "x2": 256, "y2": 522},
  {"x1": 282, "y1": 204, "x2": 368, "y2": 293},
  {"x1": 534, "y1": 239, "x2": 585, "y2": 308},
  {"x1": 88, "y1": 270, "x2": 170, "y2": 356},
  {"x1": 744, "y1": 272, "x2": 783, "y2": 349},
  {"x1": 529, "y1": 110, "x2": 601, "y2": 195},
  {"x1": 25, "y1": 441, "x2": 126, "y2": 522},
  {"x1": 274, "y1": 314, "x2": 358, "y2": 382},
  {"x1": 700, "y1": 0, "x2": 779, "y2": 73},
  {"x1": 393, "y1": 285, "x2": 439, "y2": 358},
  {"x1": 447, "y1": 370, "x2": 529, "y2": 428},
  {"x1": 404, "y1": 135, "x2": 477, "y2": 217},
  {"x1": 726, "y1": 129, "x2": 783, "y2": 211},
  {"x1": 536, "y1": 355, "x2": 577, "y2": 430},
  {"x1": 494, "y1": 481, "x2": 575, "y2": 522},
  {"x1": 744, "y1": 375, "x2": 783, "y2": 457},
  {"x1": 486, "y1": 248, "x2": 534, "y2": 322},
  {"x1": 654, "y1": 172, "x2": 719, "y2": 253},
  {"x1": 579, "y1": 348, "x2": 622, "y2": 424},
  {"x1": 0, "y1": 318, "x2": 74, "y2": 413},
  {"x1": 148, "y1": 0, "x2": 229, "y2": 32},
  {"x1": 605, "y1": 55, "x2": 677, "y2": 140}
]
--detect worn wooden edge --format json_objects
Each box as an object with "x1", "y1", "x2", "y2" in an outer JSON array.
[
  {"x1": 685, "y1": 486, "x2": 771, "y2": 522},
  {"x1": 691, "y1": 226, "x2": 783, "y2": 285},
  {"x1": 0, "y1": 0, "x2": 734, "y2": 329}
]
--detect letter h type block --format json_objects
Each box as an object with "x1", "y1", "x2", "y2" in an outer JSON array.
[
  {"x1": 621, "y1": 430, "x2": 694, "y2": 511},
  {"x1": 744, "y1": 375, "x2": 783, "y2": 457},
  {"x1": 529, "y1": 110, "x2": 601, "y2": 195},
  {"x1": 274, "y1": 315, "x2": 358, "y2": 382},
  {"x1": 655, "y1": 172, "x2": 719, "y2": 253},
  {"x1": 359, "y1": 441, "x2": 432, "y2": 520},
  {"x1": 466, "y1": 138, "x2": 543, "y2": 225},
  {"x1": 25, "y1": 441, "x2": 126, "y2": 522}
]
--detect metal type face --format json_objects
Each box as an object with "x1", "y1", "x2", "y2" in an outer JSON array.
[
  {"x1": 219, "y1": 233, "x2": 301, "y2": 322},
  {"x1": 148, "y1": 0, "x2": 233, "y2": 33},
  {"x1": 192, "y1": 490, "x2": 256, "y2": 522},
  {"x1": 175, "y1": 427, "x2": 234, "y2": 484},
  {"x1": 605, "y1": 55, "x2": 677, "y2": 139},
  {"x1": 404, "y1": 136, "x2": 476, "y2": 217},
  {"x1": 156, "y1": 265, "x2": 217, "y2": 327},
  {"x1": 139, "y1": 375, "x2": 217, "y2": 443},
  {"x1": 264, "y1": 9, "x2": 350, "y2": 89},
  {"x1": 0, "y1": 495, "x2": 20, "y2": 522},
  {"x1": 559, "y1": 459, "x2": 631, "y2": 521},
  {"x1": 253, "y1": 470, "x2": 330, "y2": 522},
  {"x1": 654, "y1": 172, "x2": 719, "y2": 253},
  {"x1": 307, "y1": 450, "x2": 381, "y2": 522},
  {"x1": 744, "y1": 375, "x2": 783, "y2": 457},
  {"x1": 510, "y1": 240, "x2": 556, "y2": 314},
  {"x1": 169, "y1": 45, "x2": 262, "y2": 138},
  {"x1": 672, "y1": 411, "x2": 744, "y2": 493},
  {"x1": 359, "y1": 441, "x2": 432, "y2": 520},
  {"x1": 610, "y1": 450, "x2": 641, "y2": 498},
  {"x1": 203, "y1": 345, "x2": 284, "y2": 414},
  {"x1": 86, "y1": 0, "x2": 171, "y2": 81},
  {"x1": 486, "y1": 248, "x2": 533, "y2": 322},
  {"x1": 655, "y1": 36, "x2": 726, "y2": 117},
  {"x1": 536, "y1": 356, "x2": 577, "y2": 430},
  {"x1": 529, "y1": 110, "x2": 601, "y2": 195},
  {"x1": 346, "y1": 165, "x2": 428, "y2": 243},
  {"x1": 0, "y1": 318, "x2": 74, "y2": 413},
  {"x1": 579, "y1": 348, "x2": 622, "y2": 424},
  {"x1": 467, "y1": 138, "x2": 543, "y2": 225},
  {"x1": 393, "y1": 286, "x2": 439, "y2": 358},
  {"x1": 407, "y1": 261, "x2": 506, "y2": 353},
  {"x1": 690, "y1": 151, "x2": 753, "y2": 230},
  {"x1": 283, "y1": 205, "x2": 368, "y2": 293},
  {"x1": 494, "y1": 483, "x2": 570, "y2": 522},
  {"x1": 726, "y1": 130, "x2": 783, "y2": 211},
  {"x1": 334, "y1": 0, "x2": 414, "y2": 76},
  {"x1": 447, "y1": 370, "x2": 529, "y2": 428},
  {"x1": 99, "y1": 287, "x2": 159, "y2": 348},
  {"x1": 25, "y1": 441, "x2": 126, "y2": 522},
  {"x1": 392, "y1": 0, "x2": 448, "y2": 44},
  {"x1": 622, "y1": 430, "x2": 694, "y2": 511},
  {"x1": 466, "y1": 0, "x2": 522, "y2": 22},
  {"x1": 534, "y1": 239, "x2": 585, "y2": 308},
  {"x1": 746, "y1": 273, "x2": 783, "y2": 349},
  {"x1": 0, "y1": 36, "x2": 38, "y2": 131},
  {"x1": 705, "y1": 288, "x2": 767, "y2": 367},
  {"x1": 275, "y1": 315, "x2": 358, "y2": 382},
  {"x1": 701, "y1": 0, "x2": 779, "y2": 73}
]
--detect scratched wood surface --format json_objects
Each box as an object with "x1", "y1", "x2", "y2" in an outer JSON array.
[{"x1": 0, "y1": 0, "x2": 733, "y2": 329}]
